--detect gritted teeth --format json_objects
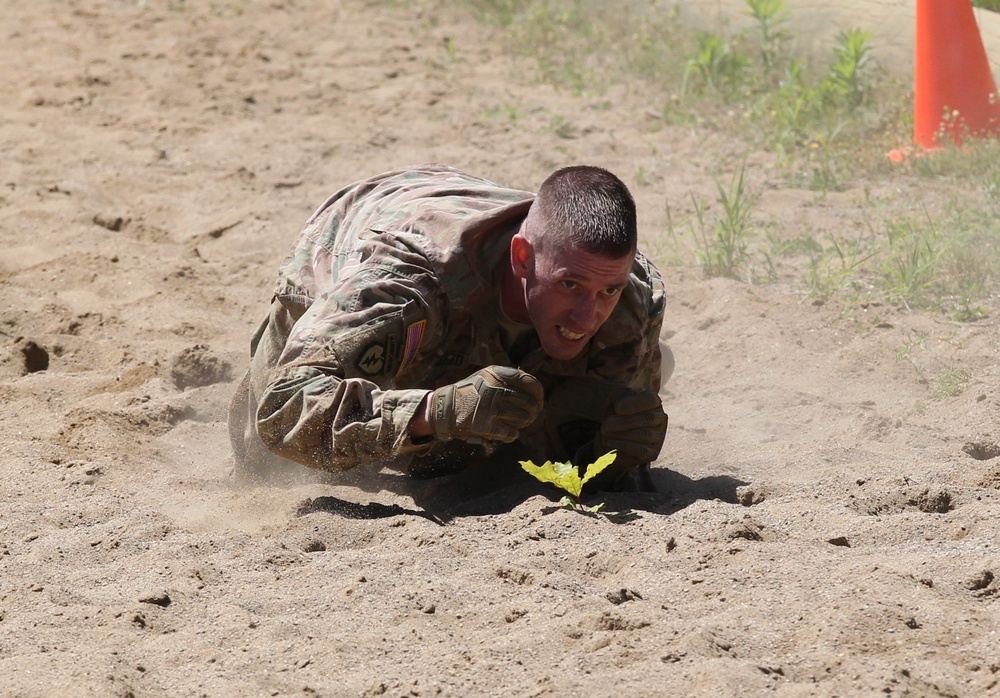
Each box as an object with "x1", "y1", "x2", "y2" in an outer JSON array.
[{"x1": 558, "y1": 325, "x2": 586, "y2": 341}]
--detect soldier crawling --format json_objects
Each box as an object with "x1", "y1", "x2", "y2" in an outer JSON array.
[{"x1": 229, "y1": 164, "x2": 671, "y2": 492}]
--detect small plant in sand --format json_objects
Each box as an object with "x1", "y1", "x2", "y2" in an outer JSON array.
[
  {"x1": 930, "y1": 367, "x2": 973, "y2": 399},
  {"x1": 520, "y1": 451, "x2": 617, "y2": 513}
]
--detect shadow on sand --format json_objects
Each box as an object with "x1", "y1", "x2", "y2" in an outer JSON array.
[{"x1": 294, "y1": 455, "x2": 752, "y2": 525}]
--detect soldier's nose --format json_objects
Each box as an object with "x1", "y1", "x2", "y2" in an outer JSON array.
[{"x1": 569, "y1": 300, "x2": 597, "y2": 328}]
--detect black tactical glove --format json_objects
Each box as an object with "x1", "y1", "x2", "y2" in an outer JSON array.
[
  {"x1": 593, "y1": 390, "x2": 668, "y2": 470},
  {"x1": 429, "y1": 366, "x2": 543, "y2": 445}
]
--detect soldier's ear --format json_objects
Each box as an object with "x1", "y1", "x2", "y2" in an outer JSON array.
[{"x1": 510, "y1": 234, "x2": 533, "y2": 279}]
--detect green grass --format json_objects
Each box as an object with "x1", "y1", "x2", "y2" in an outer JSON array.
[
  {"x1": 800, "y1": 233, "x2": 877, "y2": 303},
  {"x1": 465, "y1": 0, "x2": 905, "y2": 162},
  {"x1": 880, "y1": 214, "x2": 945, "y2": 309},
  {"x1": 929, "y1": 367, "x2": 973, "y2": 399}
]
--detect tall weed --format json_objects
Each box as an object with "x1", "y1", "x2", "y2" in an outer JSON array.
[
  {"x1": 692, "y1": 163, "x2": 759, "y2": 280},
  {"x1": 745, "y1": 0, "x2": 789, "y2": 74}
]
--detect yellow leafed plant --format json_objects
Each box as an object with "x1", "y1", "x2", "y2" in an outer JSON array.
[{"x1": 519, "y1": 450, "x2": 617, "y2": 513}]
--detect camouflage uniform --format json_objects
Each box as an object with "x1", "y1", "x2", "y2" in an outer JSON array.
[{"x1": 229, "y1": 164, "x2": 666, "y2": 482}]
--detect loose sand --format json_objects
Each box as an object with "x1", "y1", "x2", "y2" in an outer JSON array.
[{"x1": 2, "y1": 2, "x2": 999, "y2": 696}]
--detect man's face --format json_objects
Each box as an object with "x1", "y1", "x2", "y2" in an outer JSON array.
[{"x1": 511, "y1": 235, "x2": 634, "y2": 361}]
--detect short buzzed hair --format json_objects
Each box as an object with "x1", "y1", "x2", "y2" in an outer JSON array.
[{"x1": 529, "y1": 165, "x2": 637, "y2": 259}]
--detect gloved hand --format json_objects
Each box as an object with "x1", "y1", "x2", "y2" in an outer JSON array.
[
  {"x1": 429, "y1": 366, "x2": 543, "y2": 444},
  {"x1": 593, "y1": 390, "x2": 668, "y2": 469}
]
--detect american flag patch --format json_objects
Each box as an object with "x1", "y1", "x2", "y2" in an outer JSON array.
[{"x1": 399, "y1": 320, "x2": 426, "y2": 373}]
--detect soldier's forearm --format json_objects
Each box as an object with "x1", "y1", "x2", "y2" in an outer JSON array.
[
  {"x1": 407, "y1": 391, "x2": 434, "y2": 439},
  {"x1": 255, "y1": 365, "x2": 430, "y2": 471}
]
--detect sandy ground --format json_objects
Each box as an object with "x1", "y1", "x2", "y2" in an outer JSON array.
[{"x1": 2, "y1": 1, "x2": 1000, "y2": 696}]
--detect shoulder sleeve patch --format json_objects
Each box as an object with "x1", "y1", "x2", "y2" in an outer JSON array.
[
  {"x1": 328, "y1": 313, "x2": 406, "y2": 381},
  {"x1": 356, "y1": 340, "x2": 390, "y2": 376}
]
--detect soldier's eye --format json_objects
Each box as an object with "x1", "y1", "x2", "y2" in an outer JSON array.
[{"x1": 560, "y1": 280, "x2": 577, "y2": 290}]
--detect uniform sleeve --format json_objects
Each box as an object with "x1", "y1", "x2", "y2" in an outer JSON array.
[
  {"x1": 625, "y1": 291, "x2": 665, "y2": 395},
  {"x1": 254, "y1": 235, "x2": 444, "y2": 472}
]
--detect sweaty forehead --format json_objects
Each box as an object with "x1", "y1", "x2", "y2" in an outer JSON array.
[{"x1": 540, "y1": 243, "x2": 633, "y2": 284}]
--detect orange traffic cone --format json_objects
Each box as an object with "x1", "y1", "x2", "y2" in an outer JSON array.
[{"x1": 914, "y1": 0, "x2": 1000, "y2": 148}]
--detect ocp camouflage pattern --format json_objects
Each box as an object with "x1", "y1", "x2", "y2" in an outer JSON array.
[{"x1": 229, "y1": 164, "x2": 665, "y2": 476}]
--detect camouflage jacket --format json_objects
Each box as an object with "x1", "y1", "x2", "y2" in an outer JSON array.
[{"x1": 241, "y1": 164, "x2": 665, "y2": 472}]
